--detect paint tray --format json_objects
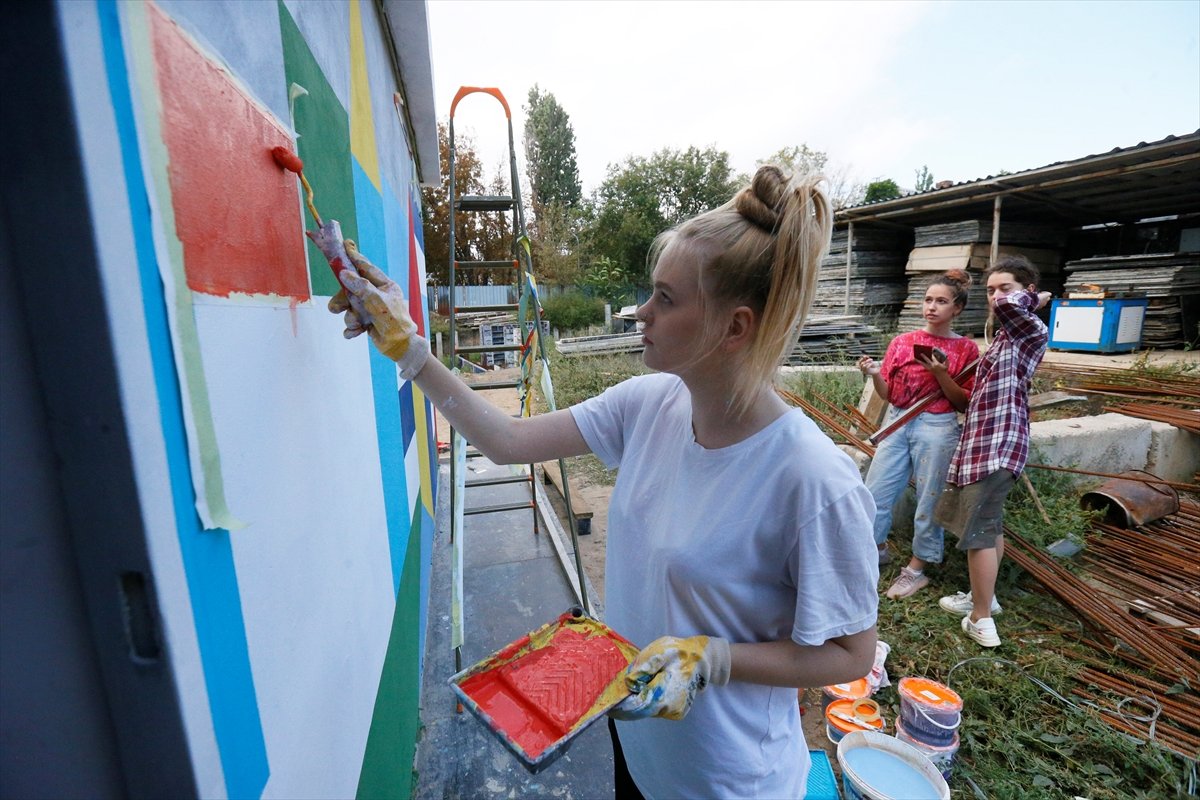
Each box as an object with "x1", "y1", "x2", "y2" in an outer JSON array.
[{"x1": 449, "y1": 609, "x2": 639, "y2": 772}]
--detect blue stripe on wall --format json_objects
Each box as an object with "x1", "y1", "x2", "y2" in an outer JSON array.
[
  {"x1": 352, "y1": 160, "x2": 409, "y2": 597},
  {"x1": 96, "y1": 2, "x2": 269, "y2": 796}
]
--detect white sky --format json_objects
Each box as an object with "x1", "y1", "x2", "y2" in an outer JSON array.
[{"x1": 426, "y1": 0, "x2": 1200, "y2": 195}]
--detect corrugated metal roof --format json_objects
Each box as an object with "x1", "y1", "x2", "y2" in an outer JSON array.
[{"x1": 836, "y1": 131, "x2": 1200, "y2": 228}]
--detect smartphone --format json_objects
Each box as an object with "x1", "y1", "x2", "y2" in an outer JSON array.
[{"x1": 913, "y1": 344, "x2": 946, "y2": 363}]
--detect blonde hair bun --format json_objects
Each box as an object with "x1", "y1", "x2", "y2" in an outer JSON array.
[{"x1": 735, "y1": 165, "x2": 787, "y2": 231}]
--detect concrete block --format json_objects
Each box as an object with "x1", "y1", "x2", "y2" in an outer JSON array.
[
  {"x1": 1030, "y1": 413, "x2": 1152, "y2": 485},
  {"x1": 1146, "y1": 421, "x2": 1200, "y2": 483}
]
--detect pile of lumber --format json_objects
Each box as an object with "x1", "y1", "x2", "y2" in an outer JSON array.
[
  {"x1": 812, "y1": 228, "x2": 912, "y2": 329},
  {"x1": 1062, "y1": 252, "x2": 1200, "y2": 348},
  {"x1": 555, "y1": 315, "x2": 886, "y2": 365},
  {"x1": 914, "y1": 220, "x2": 1067, "y2": 249},
  {"x1": 898, "y1": 221, "x2": 1066, "y2": 336}
]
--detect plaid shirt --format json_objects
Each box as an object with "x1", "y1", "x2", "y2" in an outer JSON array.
[{"x1": 946, "y1": 290, "x2": 1048, "y2": 486}]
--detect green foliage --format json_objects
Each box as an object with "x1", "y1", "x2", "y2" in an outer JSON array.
[
  {"x1": 864, "y1": 178, "x2": 902, "y2": 203},
  {"x1": 421, "y1": 123, "x2": 510, "y2": 285},
  {"x1": 542, "y1": 349, "x2": 650, "y2": 410},
  {"x1": 579, "y1": 255, "x2": 637, "y2": 307},
  {"x1": 914, "y1": 165, "x2": 934, "y2": 193},
  {"x1": 540, "y1": 292, "x2": 605, "y2": 333},
  {"x1": 582, "y1": 145, "x2": 736, "y2": 287},
  {"x1": 523, "y1": 85, "x2": 582, "y2": 210}
]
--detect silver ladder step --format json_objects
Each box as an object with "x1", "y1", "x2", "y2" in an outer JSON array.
[
  {"x1": 464, "y1": 500, "x2": 535, "y2": 516},
  {"x1": 456, "y1": 195, "x2": 514, "y2": 211},
  {"x1": 455, "y1": 259, "x2": 515, "y2": 270}
]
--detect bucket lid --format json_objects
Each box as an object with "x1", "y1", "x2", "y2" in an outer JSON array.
[
  {"x1": 822, "y1": 677, "x2": 870, "y2": 700},
  {"x1": 825, "y1": 698, "x2": 885, "y2": 734},
  {"x1": 898, "y1": 677, "x2": 962, "y2": 711}
]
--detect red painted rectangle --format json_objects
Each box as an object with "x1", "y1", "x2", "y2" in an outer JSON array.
[{"x1": 150, "y1": 4, "x2": 309, "y2": 300}]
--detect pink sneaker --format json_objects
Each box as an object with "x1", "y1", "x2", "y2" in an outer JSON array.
[{"x1": 885, "y1": 567, "x2": 929, "y2": 599}]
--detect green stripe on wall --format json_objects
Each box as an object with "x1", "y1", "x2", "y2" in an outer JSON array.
[
  {"x1": 356, "y1": 505, "x2": 424, "y2": 799},
  {"x1": 277, "y1": 0, "x2": 358, "y2": 296}
]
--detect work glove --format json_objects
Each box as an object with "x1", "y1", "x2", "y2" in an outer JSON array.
[
  {"x1": 323, "y1": 235, "x2": 430, "y2": 381},
  {"x1": 610, "y1": 635, "x2": 731, "y2": 721}
]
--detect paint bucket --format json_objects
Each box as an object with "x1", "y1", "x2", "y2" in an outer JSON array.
[
  {"x1": 895, "y1": 719, "x2": 959, "y2": 781},
  {"x1": 822, "y1": 677, "x2": 871, "y2": 711},
  {"x1": 836, "y1": 730, "x2": 950, "y2": 800},
  {"x1": 825, "y1": 698, "x2": 884, "y2": 744},
  {"x1": 897, "y1": 677, "x2": 962, "y2": 747}
]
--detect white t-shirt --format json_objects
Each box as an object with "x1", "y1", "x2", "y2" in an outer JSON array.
[{"x1": 571, "y1": 373, "x2": 879, "y2": 800}]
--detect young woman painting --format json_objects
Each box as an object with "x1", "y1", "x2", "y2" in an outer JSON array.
[{"x1": 324, "y1": 165, "x2": 879, "y2": 797}]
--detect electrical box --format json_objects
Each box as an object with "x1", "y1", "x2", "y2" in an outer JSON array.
[{"x1": 1048, "y1": 298, "x2": 1148, "y2": 353}]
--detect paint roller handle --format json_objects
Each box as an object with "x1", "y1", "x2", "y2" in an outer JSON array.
[
  {"x1": 609, "y1": 635, "x2": 731, "y2": 722},
  {"x1": 324, "y1": 233, "x2": 430, "y2": 380}
]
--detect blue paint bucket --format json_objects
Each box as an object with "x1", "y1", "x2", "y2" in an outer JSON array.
[
  {"x1": 836, "y1": 731, "x2": 949, "y2": 800},
  {"x1": 895, "y1": 719, "x2": 959, "y2": 781}
]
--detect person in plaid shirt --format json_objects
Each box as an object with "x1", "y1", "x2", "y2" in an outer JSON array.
[{"x1": 934, "y1": 255, "x2": 1051, "y2": 647}]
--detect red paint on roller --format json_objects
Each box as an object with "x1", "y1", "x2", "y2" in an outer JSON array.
[
  {"x1": 271, "y1": 146, "x2": 304, "y2": 174},
  {"x1": 457, "y1": 624, "x2": 633, "y2": 759}
]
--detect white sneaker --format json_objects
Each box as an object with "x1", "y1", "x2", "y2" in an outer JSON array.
[
  {"x1": 939, "y1": 591, "x2": 1002, "y2": 616},
  {"x1": 962, "y1": 615, "x2": 1001, "y2": 647}
]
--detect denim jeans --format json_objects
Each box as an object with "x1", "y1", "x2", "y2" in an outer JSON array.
[{"x1": 864, "y1": 406, "x2": 962, "y2": 564}]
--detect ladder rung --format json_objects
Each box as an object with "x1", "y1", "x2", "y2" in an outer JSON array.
[
  {"x1": 456, "y1": 344, "x2": 523, "y2": 354},
  {"x1": 455, "y1": 260, "x2": 516, "y2": 269},
  {"x1": 466, "y1": 379, "x2": 521, "y2": 391},
  {"x1": 466, "y1": 475, "x2": 533, "y2": 488},
  {"x1": 464, "y1": 500, "x2": 534, "y2": 515},
  {"x1": 456, "y1": 304, "x2": 518, "y2": 313},
  {"x1": 457, "y1": 195, "x2": 514, "y2": 211}
]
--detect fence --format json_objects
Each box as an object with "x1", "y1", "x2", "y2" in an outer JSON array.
[{"x1": 430, "y1": 285, "x2": 651, "y2": 316}]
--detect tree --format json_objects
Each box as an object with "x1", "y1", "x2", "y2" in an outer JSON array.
[
  {"x1": 522, "y1": 87, "x2": 584, "y2": 287},
  {"x1": 913, "y1": 165, "x2": 934, "y2": 194},
  {"x1": 583, "y1": 146, "x2": 736, "y2": 295},
  {"x1": 864, "y1": 179, "x2": 902, "y2": 203},
  {"x1": 523, "y1": 86, "x2": 582, "y2": 212},
  {"x1": 421, "y1": 122, "x2": 510, "y2": 285},
  {"x1": 746, "y1": 144, "x2": 865, "y2": 210}
]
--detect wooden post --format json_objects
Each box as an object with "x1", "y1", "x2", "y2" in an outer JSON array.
[
  {"x1": 844, "y1": 221, "x2": 854, "y2": 314},
  {"x1": 990, "y1": 196, "x2": 1003, "y2": 267}
]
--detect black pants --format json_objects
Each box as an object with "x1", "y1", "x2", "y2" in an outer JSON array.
[{"x1": 608, "y1": 718, "x2": 646, "y2": 800}]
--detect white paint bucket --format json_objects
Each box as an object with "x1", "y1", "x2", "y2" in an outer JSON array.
[{"x1": 836, "y1": 730, "x2": 950, "y2": 800}]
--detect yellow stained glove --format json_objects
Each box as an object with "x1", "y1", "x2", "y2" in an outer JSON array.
[
  {"x1": 610, "y1": 635, "x2": 731, "y2": 721},
  {"x1": 326, "y1": 238, "x2": 430, "y2": 380}
]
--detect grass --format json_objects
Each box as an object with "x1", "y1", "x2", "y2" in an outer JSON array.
[{"x1": 535, "y1": 342, "x2": 1195, "y2": 799}]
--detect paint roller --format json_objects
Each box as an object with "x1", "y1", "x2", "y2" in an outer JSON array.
[{"x1": 272, "y1": 145, "x2": 370, "y2": 322}]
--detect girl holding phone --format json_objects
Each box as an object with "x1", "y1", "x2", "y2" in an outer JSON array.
[{"x1": 857, "y1": 269, "x2": 977, "y2": 600}]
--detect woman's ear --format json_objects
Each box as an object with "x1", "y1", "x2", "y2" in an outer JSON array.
[{"x1": 723, "y1": 306, "x2": 757, "y2": 352}]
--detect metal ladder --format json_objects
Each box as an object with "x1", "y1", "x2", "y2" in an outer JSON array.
[{"x1": 446, "y1": 87, "x2": 590, "y2": 680}]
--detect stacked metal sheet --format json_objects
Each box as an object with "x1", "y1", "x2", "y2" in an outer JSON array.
[
  {"x1": 813, "y1": 228, "x2": 913, "y2": 329},
  {"x1": 1063, "y1": 253, "x2": 1200, "y2": 347}
]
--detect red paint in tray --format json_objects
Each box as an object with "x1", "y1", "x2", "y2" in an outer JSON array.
[{"x1": 452, "y1": 612, "x2": 639, "y2": 768}]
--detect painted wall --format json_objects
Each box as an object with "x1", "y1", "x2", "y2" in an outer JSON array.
[{"x1": 50, "y1": 1, "x2": 439, "y2": 797}]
